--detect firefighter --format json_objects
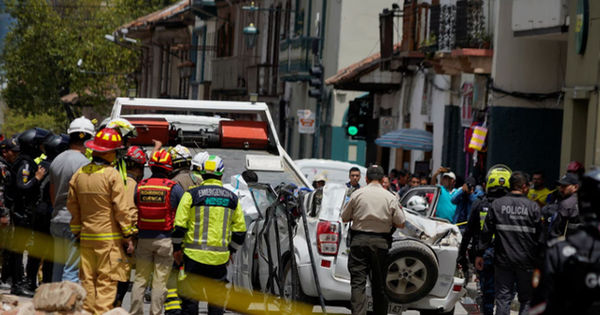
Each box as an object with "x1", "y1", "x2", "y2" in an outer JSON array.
[
  {"x1": 131, "y1": 149, "x2": 183, "y2": 315},
  {"x1": 67, "y1": 128, "x2": 137, "y2": 315},
  {"x1": 113, "y1": 146, "x2": 147, "y2": 308},
  {"x1": 169, "y1": 145, "x2": 199, "y2": 191},
  {"x1": 10, "y1": 128, "x2": 51, "y2": 296},
  {"x1": 529, "y1": 170, "x2": 600, "y2": 315},
  {"x1": 172, "y1": 155, "x2": 246, "y2": 315}
]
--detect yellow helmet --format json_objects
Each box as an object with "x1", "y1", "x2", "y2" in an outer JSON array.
[{"x1": 486, "y1": 164, "x2": 512, "y2": 192}]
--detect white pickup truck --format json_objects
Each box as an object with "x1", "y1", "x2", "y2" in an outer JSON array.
[{"x1": 107, "y1": 97, "x2": 310, "y2": 188}]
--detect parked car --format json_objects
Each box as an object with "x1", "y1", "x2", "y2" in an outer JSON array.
[
  {"x1": 294, "y1": 159, "x2": 367, "y2": 187},
  {"x1": 231, "y1": 183, "x2": 466, "y2": 315}
]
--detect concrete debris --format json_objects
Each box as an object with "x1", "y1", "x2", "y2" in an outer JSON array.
[
  {"x1": 32, "y1": 282, "x2": 86, "y2": 312},
  {"x1": 100, "y1": 307, "x2": 130, "y2": 315},
  {"x1": 0, "y1": 295, "x2": 20, "y2": 310},
  {"x1": 3, "y1": 302, "x2": 35, "y2": 315}
]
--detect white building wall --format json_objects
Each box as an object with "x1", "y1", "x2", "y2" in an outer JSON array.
[
  {"x1": 399, "y1": 72, "x2": 448, "y2": 174},
  {"x1": 491, "y1": 0, "x2": 567, "y2": 109}
]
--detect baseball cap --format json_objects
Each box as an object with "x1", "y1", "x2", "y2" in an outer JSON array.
[
  {"x1": 557, "y1": 173, "x2": 579, "y2": 186},
  {"x1": 0, "y1": 137, "x2": 20, "y2": 152},
  {"x1": 366, "y1": 165, "x2": 385, "y2": 180},
  {"x1": 443, "y1": 172, "x2": 456, "y2": 180},
  {"x1": 315, "y1": 174, "x2": 327, "y2": 182}
]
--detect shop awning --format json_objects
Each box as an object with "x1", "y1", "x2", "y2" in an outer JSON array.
[{"x1": 375, "y1": 129, "x2": 433, "y2": 151}]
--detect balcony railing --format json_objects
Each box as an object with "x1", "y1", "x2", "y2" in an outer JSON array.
[
  {"x1": 408, "y1": 0, "x2": 491, "y2": 54},
  {"x1": 211, "y1": 56, "x2": 259, "y2": 91},
  {"x1": 279, "y1": 36, "x2": 318, "y2": 82},
  {"x1": 248, "y1": 64, "x2": 278, "y2": 96}
]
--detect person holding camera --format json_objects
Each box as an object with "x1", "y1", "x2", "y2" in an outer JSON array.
[{"x1": 451, "y1": 176, "x2": 484, "y2": 229}]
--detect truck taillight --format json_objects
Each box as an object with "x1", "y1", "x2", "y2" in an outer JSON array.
[{"x1": 317, "y1": 221, "x2": 340, "y2": 256}]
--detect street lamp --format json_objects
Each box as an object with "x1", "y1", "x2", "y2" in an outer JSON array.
[{"x1": 243, "y1": 23, "x2": 259, "y2": 49}]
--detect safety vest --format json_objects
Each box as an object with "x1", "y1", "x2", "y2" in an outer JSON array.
[
  {"x1": 136, "y1": 177, "x2": 177, "y2": 231},
  {"x1": 174, "y1": 179, "x2": 246, "y2": 265},
  {"x1": 479, "y1": 203, "x2": 491, "y2": 230}
]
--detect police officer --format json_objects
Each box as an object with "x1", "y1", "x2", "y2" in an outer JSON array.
[
  {"x1": 172, "y1": 155, "x2": 246, "y2": 315},
  {"x1": 529, "y1": 169, "x2": 600, "y2": 314},
  {"x1": 341, "y1": 165, "x2": 406, "y2": 315},
  {"x1": 0, "y1": 139, "x2": 14, "y2": 288},
  {"x1": 547, "y1": 173, "x2": 580, "y2": 238},
  {"x1": 457, "y1": 165, "x2": 512, "y2": 315},
  {"x1": 131, "y1": 149, "x2": 183, "y2": 315},
  {"x1": 27, "y1": 134, "x2": 69, "y2": 287},
  {"x1": 10, "y1": 128, "x2": 50, "y2": 296},
  {"x1": 477, "y1": 171, "x2": 543, "y2": 315}
]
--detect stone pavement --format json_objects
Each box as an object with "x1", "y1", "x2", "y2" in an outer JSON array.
[{"x1": 0, "y1": 282, "x2": 519, "y2": 315}]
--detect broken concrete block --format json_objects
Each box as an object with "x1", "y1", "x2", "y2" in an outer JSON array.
[
  {"x1": 1, "y1": 295, "x2": 20, "y2": 309},
  {"x1": 4, "y1": 302, "x2": 35, "y2": 315},
  {"x1": 32, "y1": 282, "x2": 86, "y2": 312},
  {"x1": 100, "y1": 308, "x2": 129, "y2": 315}
]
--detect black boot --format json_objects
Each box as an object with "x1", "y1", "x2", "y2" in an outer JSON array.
[{"x1": 10, "y1": 283, "x2": 34, "y2": 297}]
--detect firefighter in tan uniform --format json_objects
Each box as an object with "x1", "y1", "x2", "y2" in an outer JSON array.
[{"x1": 67, "y1": 128, "x2": 137, "y2": 315}]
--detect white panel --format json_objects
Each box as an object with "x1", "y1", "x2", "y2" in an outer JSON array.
[{"x1": 513, "y1": 0, "x2": 568, "y2": 31}]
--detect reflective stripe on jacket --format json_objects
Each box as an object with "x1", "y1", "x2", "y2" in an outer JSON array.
[
  {"x1": 67, "y1": 162, "x2": 137, "y2": 243},
  {"x1": 172, "y1": 178, "x2": 246, "y2": 265}
]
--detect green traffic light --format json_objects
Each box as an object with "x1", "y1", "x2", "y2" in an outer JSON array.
[{"x1": 348, "y1": 126, "x2": 358, "y2": 136}]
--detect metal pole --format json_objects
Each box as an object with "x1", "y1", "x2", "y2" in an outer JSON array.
[{"x1": 312, "y1": 0, "x2": 327, "y2": 158}]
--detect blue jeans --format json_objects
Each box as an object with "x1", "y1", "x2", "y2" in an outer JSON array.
[{"x1": 50, "y1": 222, "x2": 80, "y2": 282}]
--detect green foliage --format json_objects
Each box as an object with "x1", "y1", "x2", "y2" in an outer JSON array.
[
  {"x1": 0, "y1": 0, "x2": 177, "y2": 128},
  {"x1": 1, "y1": 108, "x2": 66, "y2": 137}
]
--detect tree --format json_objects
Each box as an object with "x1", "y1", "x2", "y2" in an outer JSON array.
[{"x1": 0, "y1": 0, "x2": 177, "y2": 131}]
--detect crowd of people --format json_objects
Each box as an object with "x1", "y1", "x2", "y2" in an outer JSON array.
[
  {"x1": 0, "y1": 116, "x2": 249, "y2": 315},
  {"x1": 340, "y1": 160, "x2": 597, "y2": 315}
]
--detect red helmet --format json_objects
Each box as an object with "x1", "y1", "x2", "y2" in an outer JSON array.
[
  {"x1": 567, "y1": 161, "x2": 584, "y2": 173},
  {"x1": 149, "y1": 149, "x2": 173, "y2": 171},
  {"x1": 124, "y1": 146, "x2": 147, "y2": 166},
  {"x1": 85, "y1": 128, "x2": 124, "y2": 152}
]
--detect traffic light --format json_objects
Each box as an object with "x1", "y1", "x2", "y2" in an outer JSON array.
[
  {"x1": 308, "y1": 65, "x2": 323, "y2": 100},
  {"x1": 346, "y1": 99, "x2": 371, "y2": 139}
]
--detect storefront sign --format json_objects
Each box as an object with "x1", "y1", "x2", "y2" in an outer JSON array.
[{"x1": 298, "y1": 109, "x2": 315, "y2": 134}]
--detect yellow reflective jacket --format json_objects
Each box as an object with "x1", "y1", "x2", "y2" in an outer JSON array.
[
  {"x1": 67, "y1": 162, "x2": 137, "y2": 243},
  {"x1": 172, "y1": 178, "x2": 246, "y2": 265}
]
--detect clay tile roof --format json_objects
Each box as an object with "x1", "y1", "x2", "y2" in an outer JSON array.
[
  {"x1": 325, "y1": 42, "x2": 402, "y2": 87},
  {"x1": 119, "y1": 0, "x2": 190, "y2": 30}
]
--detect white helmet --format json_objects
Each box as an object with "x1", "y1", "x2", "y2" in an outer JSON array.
[
  {"x1": 107, "y1": 118, "x2": 138, "y2": 138},
  {"x1": 169, "y1": 145, "x2": 192, "y2": 169},
  {"x1": 406, "y1": 195, "x2": 428, "y2": 212},
  {"x1": 191, "y1": 151, "x2": 210, "y2": 173},
  {"x1": 68, "y1": 116, "x2": 95, "y2": 137}
]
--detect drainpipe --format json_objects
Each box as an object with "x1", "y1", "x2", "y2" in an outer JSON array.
[{"x1": 312, "y1": 0, "x2": 327, "y2": 158}]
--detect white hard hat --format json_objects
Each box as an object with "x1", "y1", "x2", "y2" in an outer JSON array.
[
  {"x1": 169, "y1": 145, "x2": 192, "y2": 169},
  {"x1": 107, "y1": 118, "x2": 138, "y2": 138},
  {"x1": 191, "y1": 151, "x2": 210, "y2": 172},
  {"x1": 67, "y1": 116, "x2": 95, "y2": 137},
  {"x1": 407, "y1": 195, "x2": 428, "y2": 212}
]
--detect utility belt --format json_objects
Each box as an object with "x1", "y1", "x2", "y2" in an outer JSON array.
[{"x1": 349, "y1": 229, "x2": 394, "y2": 248}]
